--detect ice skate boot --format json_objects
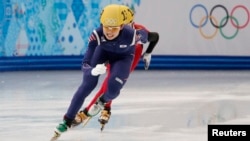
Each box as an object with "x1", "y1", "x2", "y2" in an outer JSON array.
[
  {"x1": 71, "y1": 110, "x2": 89, "y2": 127},
  {"x1": 51, "y1": 119, "x2": 71, "y2": 141},
  {"x1": 98, "y1": 108, "x2": 111, "y2": 131},
  {"x1": 88, "y1": 99, "x2": 105, "y2": 117}
]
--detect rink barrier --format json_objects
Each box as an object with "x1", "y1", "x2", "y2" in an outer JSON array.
[{"x1": 1, "y1": 55, "x2": 250, "y2": 71}]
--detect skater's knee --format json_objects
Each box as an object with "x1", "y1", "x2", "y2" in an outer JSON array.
[
  {"x1": 80, "y1": 74, "x2": 99, "y2": 90},
  {"x1": 109, "y1": 76, "x2": 126, "y2": 86}
]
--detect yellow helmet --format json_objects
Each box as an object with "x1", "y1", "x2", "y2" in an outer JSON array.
[
  {"x1": 120, "y1": 5, "x2": 134, "y2": 24},
  {"x1": 100, "y1": 4, "x2": 126, "y2": 26}
]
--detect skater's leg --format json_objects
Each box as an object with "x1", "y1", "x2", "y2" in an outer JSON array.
[
  {"x1": 85, "y1": 64, "x2": 110, "y2": 111},
  {"x1": 98, "y1": 45, "x2": 142, "y2": 129},
  {"x1": 130, "y1": 44, "x2": 143, "y2": 72}
]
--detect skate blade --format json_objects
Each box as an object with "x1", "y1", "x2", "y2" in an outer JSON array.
[
  {"x1": 50, "y1": 131, "x2": 61, "y2": 141},
  {"x1": 100, "y1": 124, "x2": 105, "y2": 131},
  {"x1": 82, "y1": 117, "x2": 92, "y2": 127}
]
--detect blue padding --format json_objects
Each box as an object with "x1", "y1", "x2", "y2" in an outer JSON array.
[{"x1": 1, "y1": 55, "x2": 250, "y2": 71}]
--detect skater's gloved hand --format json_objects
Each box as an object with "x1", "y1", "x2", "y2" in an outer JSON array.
[
  {"x1": 142, "y1": 53, "x2": 152, "y2": 70},
  {"x1": 91, "y1": 63, "x2": 107, "y2": 76}
]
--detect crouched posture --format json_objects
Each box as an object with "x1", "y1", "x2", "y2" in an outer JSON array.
[
  {"x1": 53, "y1": 4, "x2": 148, "y2": 136},
  {"x1": 74, "y1": 5, "x2": 159, "y2": 130}
]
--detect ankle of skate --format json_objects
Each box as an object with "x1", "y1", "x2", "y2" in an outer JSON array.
[
  {"x1": 98, "y1": 109, "x2": 111, "y2": 124},
  {"x1": 88, "y1": 100, "x2": 105, "y2": 117},
  {"x1": 72, "y1": 110, "x2": 88, "y2": 127}
]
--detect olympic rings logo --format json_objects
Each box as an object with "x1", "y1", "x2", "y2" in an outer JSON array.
[{"x1": 189, "y1": 4, "x2": 250, "y2": 39}]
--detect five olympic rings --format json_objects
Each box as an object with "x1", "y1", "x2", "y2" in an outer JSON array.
[{"x1": 189, "y1": 4, "x2": 250, "y2": 39}]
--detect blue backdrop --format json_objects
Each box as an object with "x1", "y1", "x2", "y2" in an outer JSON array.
[
  {"x1": 1, "y1": 0, "x2": 250, "y2": 71},
  {"x1": 0, "y1": 0, "x2": 140, "y2": 56}
]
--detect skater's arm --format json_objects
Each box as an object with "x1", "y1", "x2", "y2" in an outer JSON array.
[
  {"x1": 145, "y1": 32, "x2": 159, "y2": 54},
  {"x1": 82, "y1": 30, "x2": 99, "y2": 65},
  {"x1": 142, "y1": 32, "x2": 159, "y2": 70}
]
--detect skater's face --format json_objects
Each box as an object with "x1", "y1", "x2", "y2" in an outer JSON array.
[{"x1": 103, "y1": 25, "x2": 123, "y2": 40}]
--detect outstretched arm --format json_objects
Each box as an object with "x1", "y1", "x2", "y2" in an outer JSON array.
[
  {"x1": 145, "y1": 32, "x2": 159, "y2": 53},
  {"x1": 142, "y1": 32, "x2": 159, "y2": 70}
]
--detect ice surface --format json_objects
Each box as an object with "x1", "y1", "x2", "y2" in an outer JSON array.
[{"x1": 1, "y1": 70, "x2": 250, "y2": 141}]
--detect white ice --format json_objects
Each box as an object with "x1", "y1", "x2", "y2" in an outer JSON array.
[{"x1": 1, "y1": 70, "x2": 250, "y2": 141}]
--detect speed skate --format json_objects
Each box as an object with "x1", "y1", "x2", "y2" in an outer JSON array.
[{"x1": 50, "y1": 117, "x2": 92, "y2": 141}]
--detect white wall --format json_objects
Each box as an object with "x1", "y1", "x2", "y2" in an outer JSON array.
[{"x1": 136, "y1": 0, "x2": 250, "y2": 56}]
